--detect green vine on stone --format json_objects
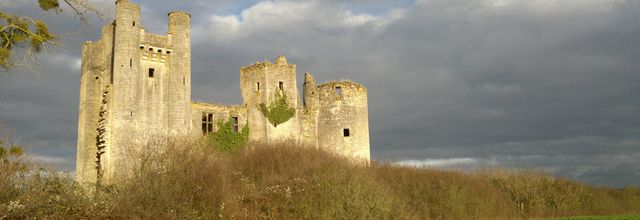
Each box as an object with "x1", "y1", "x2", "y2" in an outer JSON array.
[
  {"x1": 207, "y1": 116, "x2": 249, "y2": 152},
  {"x1": 260, "y1": 89, "x2": 295, "y2": 127}
]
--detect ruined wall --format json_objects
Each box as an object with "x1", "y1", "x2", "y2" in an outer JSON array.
[
  {"x1": 317, "y1": 81, "x2": 370, "y2": 162},
  {"x1": 302, "y1": 72, "x2": 319, "y2": 147},
  {"x1": 240, "y1": 56, "x2": 302, "y2": 145},
  {"x1": 190, "y1": 103, "x2": 247, "y2": 137}
]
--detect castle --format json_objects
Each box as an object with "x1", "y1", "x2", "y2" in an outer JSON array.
[{"x1": 76, "y1": 0, "x2": 370, "y2": 185}]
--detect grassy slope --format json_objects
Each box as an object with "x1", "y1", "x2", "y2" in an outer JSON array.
[
  {"x1": 541, "y1": 216, "x2": 640, "y2": 220},
  {"x1": 1, "y1": 140, "x2": 639, "y2": 219}
]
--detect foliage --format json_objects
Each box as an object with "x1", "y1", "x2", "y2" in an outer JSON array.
[
  {"x1": 0, "y1": 12, "x2": 55, "y2": 69},
  {"x1": 2, "y1": 140, "x2": 640, "y2": 218},
  {"x1": 0, "y1": 0, "x2": 100, "y2": 70},
  {"x1": 38, "y1": 0, "x2": 61, "y2": 11},
  {"x1": 259, "y1": 89, "x2": 295, "y2": 127},
  {"x1": 206, "y1": 116, "x2": 249, "y2": 152}
]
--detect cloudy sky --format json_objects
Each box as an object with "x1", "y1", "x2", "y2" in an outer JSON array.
[{"x1": 1, "y1": 0, "x2": 639, "y2": 187}]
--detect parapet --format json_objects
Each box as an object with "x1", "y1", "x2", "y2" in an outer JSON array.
[
  {"x1": 318, "y1": 80, "x2": 367, "y2": 91},
  {"x1": 240, "y1": 56, "x2": 295, "y2": 74},
  {"x1": 168, "y1": 11, "x2": 192, "y2": 18},
  {"x1": 317, "y1": 80, "x2": 368, "y2": 104},
  {"x1": 191, "y1": 102, "x2": 244, "y2": 110}
]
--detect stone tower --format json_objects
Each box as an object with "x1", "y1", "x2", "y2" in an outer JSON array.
[
  {"x1": 302, "y1": 72, "x2": 319, "y2": 147},
  {"x1": 316, "y1": 81, "x2": 370, "y2": 161},
  {"x1": 167, "y1": 11, "x2": 191, "y2": 135},
  {"x1": 76, "y1": 0, "x2": 191, "y2": 185},
  {"x1": 239, "y1": 56, "x2": 303, "y2": 144}
]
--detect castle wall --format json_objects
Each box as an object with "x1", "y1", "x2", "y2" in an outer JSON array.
[
  {"x1": 190, "y1": 103, "x2": 247, "y2": 137},
  {"x1": 317, "y1": 81, "x2": 370, "y2": 162},
  {"x1": 240, "y1": 56, "x2": 302, "y2": 145},
  {"x1": 302, "y1": 72, "x2": 319, "y2": 147},
  {"x1": 77, "y1": 23, "x2": 116, "y2": 185},
  {"x1": 137, "y1": 43, "x2": 170, "y2": 138}
]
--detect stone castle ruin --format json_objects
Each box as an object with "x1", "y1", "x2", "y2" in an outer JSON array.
[{"x1": 76, "y1": 0, "x2": 370, "y2": 185}]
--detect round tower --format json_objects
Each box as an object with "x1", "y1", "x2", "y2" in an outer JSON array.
[
  {"x1": 112, "y1": 0, "x2": 141, "y2": 119},
  {"x1": 167, "y1": 11, "x2": 191, "y2": 135},
  {"x1": 106, "y1": 0, "x2": 142, "y2": 183},
  {"x1": 317, "y1": 81, "x2": 370, "y2": 161}
]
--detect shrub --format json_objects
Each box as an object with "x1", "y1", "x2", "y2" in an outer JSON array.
[
  {"x1": 259, "y1": 90, "x2": 295, "y2": 127},
  {"x1": 2, "y1": 137, "x2": 640, "y2": 219},
  {"x1": 206, "y1": 116, "x2": 249, "y2": 152}
]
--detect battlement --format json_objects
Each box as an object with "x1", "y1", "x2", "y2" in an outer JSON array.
[
  {"x1": 318, "y1": 80, "x2": 367, "y2": 91},
  {"x1": 142, "y1": 33, "x2": 169, "y2": 48},
  {"x1": 168, "y1": 11, "x2": 191, "y2": 18},
  {"x1": 240, "y1": 56, "x2": 296, "y2": 74},
  {"x1": 191, "y1": 102, "x2": 244, "y2": 109}
]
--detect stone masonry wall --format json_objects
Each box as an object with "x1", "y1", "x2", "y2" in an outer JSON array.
[
  {"x1": 317, "y1": 81, "x2": 370, "y2": 161},
  {"x1": 190, "y1": 102, "x2": 247, "y2": 137},
  {"x1": 240, "y1": 56, "x2": 302, "y2": 145}
]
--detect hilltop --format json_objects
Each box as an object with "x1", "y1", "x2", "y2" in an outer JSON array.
[{"x1": 1, "y1": 140, "x2": 639, "y2": 219}]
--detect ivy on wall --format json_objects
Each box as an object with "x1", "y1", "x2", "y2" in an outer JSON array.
[
  {"x1": 260, "y1": 90, "x2": 295, "y2": 127},
  {"x1": 207, "y1": 116, "x2": 249, "y2": 152}
]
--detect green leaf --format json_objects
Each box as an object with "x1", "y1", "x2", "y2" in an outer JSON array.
[
  {"x1": 0, "y1": 47, "x2": 9, "y2": 68},
  {"x1": 260, "y1": 90, "x2": 295, "y2": 127},
  {"x1": 38, "y1": 0, "x2": 61, "y2": 11},
  {"x1": 207, "y1": 116, "x2": 249, "y2": 152}
]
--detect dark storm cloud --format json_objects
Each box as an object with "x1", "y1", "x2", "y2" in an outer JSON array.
[{"x1": 1, "y1": 0, "x2": 639, "y2": 187}]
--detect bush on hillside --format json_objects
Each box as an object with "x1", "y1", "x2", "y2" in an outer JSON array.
[{"x1": 1, "y1": 137, "x2": 640, "y2": 219}]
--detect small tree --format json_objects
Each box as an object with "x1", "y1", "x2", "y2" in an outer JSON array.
[
  {"x1": 207, "y1": 117, "x2": 249, "y2": 152},
  {"x1": 259, "y1": 89, "x2": 295, "y2": 127},
  {"x1": 1, "y1": 0, "x2": 100, "y2": 70}
]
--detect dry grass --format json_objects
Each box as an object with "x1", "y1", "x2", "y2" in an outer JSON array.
[{"x1": 1, "y1": 139, "x2": 639, "y2": 219}]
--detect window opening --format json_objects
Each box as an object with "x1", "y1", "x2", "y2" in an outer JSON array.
[
  {"x1": 129, "y1": 58, "x2": 132, "y2": 67},
  {"x1": 183, "y1": 77, "x2": 186, "y2": 85},
  {"x1": 202, "y1": 113, "x2": 214, "y2": 135},
  {"x1": 232, "y1": 116, "x2": 239, "y2": 133},
  {"x1": 133, "y1": 21, "x2": 136, "y2": 26},
  {"x1": 256, "y1": 82, "x2": 260, "y2": 91},
  {"x1": 148, "y1": 68, "x2": 155, "y2": 77},
  {"x1": 279, "y1": 81, "x2": 284, "y2": 90},
  {"x1": 343, "y1": 128, "x2": 350, "y2": 137},
  {"x1": 335, "y1": 86, "x2": 342, "y2": 96}
]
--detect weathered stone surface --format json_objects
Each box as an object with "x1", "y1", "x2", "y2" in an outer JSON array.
[{"x1": 77, "y1": 1, "x2": 371, "y2": 186}]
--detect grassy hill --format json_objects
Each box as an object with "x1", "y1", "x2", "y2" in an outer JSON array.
[{"x1": 1, "y1": 139, "x2": 639, "y2": 219}]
